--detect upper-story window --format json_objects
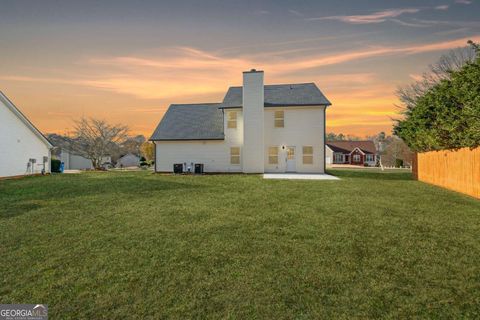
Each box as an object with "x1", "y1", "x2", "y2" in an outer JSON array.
[
  {"x1": 274, "y1": 110, "x2": 284, "y2": 128},
  {"x1": 227, "y1": 111, "x2": 237, "y2": 129}
]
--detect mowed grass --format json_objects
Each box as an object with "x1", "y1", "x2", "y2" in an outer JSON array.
[{"x1": 1, "y1": 170, "x2": 479, "y2": 319}]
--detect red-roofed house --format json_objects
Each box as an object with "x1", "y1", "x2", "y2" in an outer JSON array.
[{"x1": 325, "y1": 141, "x2": 377, "y2": 166}]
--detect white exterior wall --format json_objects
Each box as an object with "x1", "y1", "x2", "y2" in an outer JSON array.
[
  {"x1": 61, "y1": 151, "x2": 112, "y2": 170},
  {"x1": 0, "y1": 100, "x2": 51, "y2": 177},
  {"x1": 61, "y1": 151, "x2": 93, "y2": 170},
  {"x1": 242, "y1": 70, "x2": 264, "y2": 173},
  {"x1": 155, "y1": 140, "x2": 243, "y2": 173},
  {"x1": 154, "y1": 106, "x2": 327, "y2": 174},
  {"x1": 154, "y1": 109, "x2": 244, "y2": 173},
  {"x1": 117, "y1": 154, "x2": 140, "y2": 168},
  {"x1": 325, "y1": 146, "x2": 333, "y2": 165},
  {"x1": 264, "y1": 106, "x2": 325, "y2": 173}
]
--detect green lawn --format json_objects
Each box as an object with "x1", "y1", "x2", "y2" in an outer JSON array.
[{"x1": 1, "y1": 170, "x2": 479, "y2": 319}]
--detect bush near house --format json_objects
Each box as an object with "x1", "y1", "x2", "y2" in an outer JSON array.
[{"x1": 51, "y1": 159, "x2": 61, "y2": 172}]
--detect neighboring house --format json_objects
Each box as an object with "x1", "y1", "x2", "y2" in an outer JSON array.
[
  {"x1": 59, "y1": 149, "x2": 111, "y2": 170},
  {"x1": 116, "y1": 153, "x2": 140, "y2": 168},
  {"x1": 0, "y1": 91, "x2": 52, "y2": 178},
  {"x1": 150, "y1": 70, "x2": 332, "y2": 173},
  {"x1": 325, "y1": 141, "x2": 377, "y2": 166}
]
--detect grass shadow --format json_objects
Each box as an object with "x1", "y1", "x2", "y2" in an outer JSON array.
[
  {"x1": 0, "y1": 173, "x2": 204, "y2": 219},
  {"x1": 327, "y1": 169, "x2": 413, "y2": 181}
]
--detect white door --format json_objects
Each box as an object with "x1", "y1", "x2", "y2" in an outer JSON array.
[{"x1": 286, "y1": 147, "x2": 296, "y2": 172}]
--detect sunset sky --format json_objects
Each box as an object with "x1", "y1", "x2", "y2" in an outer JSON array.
[{"x1": 1, "y1": 0, "x2": 479, "y2": 137}]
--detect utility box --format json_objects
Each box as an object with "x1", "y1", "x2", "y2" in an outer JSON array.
[
  {"x1": 173, "y1": 163, "x2": 183, "y2": 174},
  {"x1": 194, "y1": 163, "x2": 204, "y2": 174}
]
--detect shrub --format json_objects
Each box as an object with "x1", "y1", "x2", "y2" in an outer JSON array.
[
  {"x1": 394, "y1": 41, "x2": 480, "y2": 152},
  {"x1": 395, "y1": 159, "x2": 404, "y2": 168},
  {"x1": 51, "y1": 159, "x2": 62, "y2": 172}
]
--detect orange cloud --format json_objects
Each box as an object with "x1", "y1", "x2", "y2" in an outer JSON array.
[{"x1": 3, "y1": 35, "x2": 478, "y2": 137}]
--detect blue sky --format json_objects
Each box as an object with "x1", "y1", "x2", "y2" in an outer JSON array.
[{"x1": 1, "y1": 0, "x2": 479, "y2": 135}]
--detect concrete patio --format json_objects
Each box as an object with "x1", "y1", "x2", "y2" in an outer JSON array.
[{"x1": 263, "y1": 173, "x2": 340, "y2": 180}]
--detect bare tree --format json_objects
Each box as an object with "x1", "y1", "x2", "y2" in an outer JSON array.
[
  {"x1": 382, "y1": 136, "x2": 414, "y2": 167},
  {"x1": 71, "y1": 117, "x2": 129, "y2": 169},
  {"x1": 397, "y1": 43, "x2": 476, "y2": 110}
]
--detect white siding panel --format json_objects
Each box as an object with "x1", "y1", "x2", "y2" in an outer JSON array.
[
  {"x1": 155, "y1": 140, "x2": 242, "y2": 173},
  {"x1": 264, "y1": 106, "x2": 325, "y2": 173},
  {"x1": 0, "y1": 100, "x2": 51, "y2": 177},
  {"x1": 325, "y1": 146, "x2": 333, "y2": 165}
]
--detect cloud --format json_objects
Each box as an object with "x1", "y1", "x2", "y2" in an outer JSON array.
[
  {"x1": 411, "y1": 18, "x2": 480, "y2": 28},
  {"x1": 389, "y1": 19, "x2": 431, "y2": 27},
  {"x1": 435, "y1": 5, "x2": 450, "y2": 10},
  {"x1": 253, "y1": 10, "x2": 270, "y2": 16},
  {"x1": 409, "y1": 74, "x2": 423, "y2": 81},
  {"x1": 455, "y1": 0, "x2": 472, "y2": 4},
  {"x1": 306, "y1": 8, "x2": 420, "y2": 24},
  {"x1": 288, "y1": 9, "x2": 303, "y2": 17},
  {"x1": 4, "y1": 36, "x2": 478, "y2": 101}
]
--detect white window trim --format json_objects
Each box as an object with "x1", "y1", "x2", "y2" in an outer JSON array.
[
  {"x1": 302, "y1": 146, "x2": 313, "y2": 165},
  {"x1": 227, "y1": 111, "x2": 237, "y2": 129},
  {"x1": 268, "y1": 146, "x2": 279, "y2": 165},
  {"x1": 349, "y1": 147, "x2": 365, "y2": 155},
  {"x1": 334, "y1": 153, "x2": 344, "y2": 163},
  {"x1": 274, "y1": 110, "x2": 284, "y2": 128}
]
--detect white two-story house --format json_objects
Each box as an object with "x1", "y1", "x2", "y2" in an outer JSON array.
[{"x1": 150, "y1": 70, "x2": 332, "y2": 173}]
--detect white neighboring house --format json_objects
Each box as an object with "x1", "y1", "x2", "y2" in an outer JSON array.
[
  {"x1": 60, "y1": 150, "x2": 112, "y2": 170},
  {"x1": 150, "y1": 70, "x2": 332, "y2": 173},
  {"x1": 0, "y1": 91, "x2": 52, "y2": 178},
  {"x1": 116, "y1": 153, "x2": 140, "y2": 168}
]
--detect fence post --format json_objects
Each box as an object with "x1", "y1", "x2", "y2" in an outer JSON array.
[{"x1": 411, "y1": 152, "x2": 418, "y2": 180}]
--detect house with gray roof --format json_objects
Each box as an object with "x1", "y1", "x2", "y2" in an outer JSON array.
[{"x1": 150, "y1": 70, "x2": 332, "y2": 173}]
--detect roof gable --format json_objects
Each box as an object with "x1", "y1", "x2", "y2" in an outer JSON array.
[
  {"x1": 221, "y1": 83, "x2": 331, "y2": 108},
  {"x1": 0, "y1": 91, "x2": 53, "y2": 148},
  {"x1": 150, "y1": 103, "x2": 224, "y2": 141}
]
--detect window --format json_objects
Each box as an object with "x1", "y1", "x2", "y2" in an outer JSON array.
[
  {"x1": 353, "y1": 154, "x2": 361, "y2": 162},
  {"x1": 227, "y1": 111, "x2": 237, "y2": 129},
  {"x1": 303, "y1": 146, "x2": 313, "y2": 164},
  {"x1": 366, "y1": 154, "x2": 375, "y2": 162},
  {"x1": 268, "y1": 146, "x2": 279, "y2": 164},
  {"x1": 274, "y1": 110, "x2": 284, "y2": 128},
  {"x1": 334, "y1": 153, "x2": 344, "y2": 163},
  {"x1": 230, "y1": 147, "x2": 240, "y2": 164}
]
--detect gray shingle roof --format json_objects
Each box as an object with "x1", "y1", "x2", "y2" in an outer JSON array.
[
  {"x1": 150, "y1": 103, "x2": 224, "y2": 141},
  {"x1": 221, "y1": 83, "x2": 331, "y2": 108}
]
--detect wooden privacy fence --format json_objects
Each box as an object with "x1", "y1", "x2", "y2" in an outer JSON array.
[{"x1": 412, "y1": 147, "x2": 480, "y2": 199}]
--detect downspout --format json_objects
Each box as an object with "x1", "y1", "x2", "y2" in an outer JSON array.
[
  {"x1": 324, "y1": 106, "x2": 326, "y2": 173},
  {"x1": 153, "y1": 141, "x2": 157, "y2": 173}
]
